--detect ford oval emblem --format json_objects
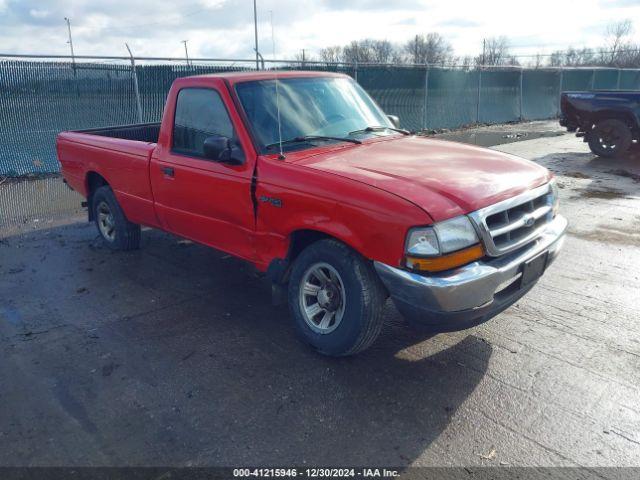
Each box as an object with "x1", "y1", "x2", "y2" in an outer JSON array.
[{"x1": 523, "y1": 214, "x2": 535, "y2": 227}]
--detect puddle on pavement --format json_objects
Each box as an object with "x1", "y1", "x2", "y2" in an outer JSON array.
[
  {"x1": 572, "y1": 188, "x2": 631, "y2": 200},
  {"x1": 570, "y1": 227, "x2": 640, "y2": 247},
  {"x1": 562, "y1": 171, "x2": 592, "y2": 179},
  {"x1": 607, "y1": 169, "x2": 640, "y2": 183},
  {"x1": 432, "y1": 130, "x2": 564, "y2": 148}
]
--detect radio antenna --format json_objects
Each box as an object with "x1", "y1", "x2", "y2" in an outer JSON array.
[{"x1": 270, "y1": 10, "x2": 285, "y2": 160}]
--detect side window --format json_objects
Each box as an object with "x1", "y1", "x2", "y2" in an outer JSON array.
[{"x1": 172, "y1": 88, "x2": 234, "y2": 157}]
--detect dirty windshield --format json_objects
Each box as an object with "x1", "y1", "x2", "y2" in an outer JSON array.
[{"x1": 235, "y1": 76, "x2": 395, "y2": 152}]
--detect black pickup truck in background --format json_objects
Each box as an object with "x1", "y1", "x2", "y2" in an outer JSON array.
[{"x1": 560, "y1": 91, "x2": 640, "y2": 157}]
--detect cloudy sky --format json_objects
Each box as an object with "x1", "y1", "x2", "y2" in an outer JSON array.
[{"x1": 1, "y1": 0, "x2": 639, "y2": 61}]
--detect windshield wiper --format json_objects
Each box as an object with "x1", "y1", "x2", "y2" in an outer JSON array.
[
  {"x1": 349, "y1": 125, "x2": 410, "y2": 136},
  {"x1": 265, "y1": 135, "x2": 362, "y2": 150}
]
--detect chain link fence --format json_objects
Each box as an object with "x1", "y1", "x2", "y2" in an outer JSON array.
[
  {"x1": 1, "y1": 55, "x2": 639, "y2": 230},
  {"x1": 1, "y1": 55, "x2": 640, "y2": 178}
]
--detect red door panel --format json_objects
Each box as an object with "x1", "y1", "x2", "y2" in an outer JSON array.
[
  {"x1": 150, "y1": 155, "x2": 255, "y2": 261},
  {"x1": 150, "y1": 82, "x2": 257, "y2": 262}
]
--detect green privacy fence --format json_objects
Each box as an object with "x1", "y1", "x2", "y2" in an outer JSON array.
[{"x1": 1, "y1": 57, "x2": 639, "y2": 176}]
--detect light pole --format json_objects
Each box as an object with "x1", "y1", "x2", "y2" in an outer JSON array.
[
  {"x1": 253, "y1": 0, "x2": 260, "y2": 70},
  {"x1": 181, "y1": 40, "x2": 190, "y2": 67},
  {"x1": 64, "y1": 17, "x2": 75, "y2": 68}
]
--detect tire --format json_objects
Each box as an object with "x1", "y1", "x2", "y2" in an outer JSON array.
[
  {"x1": 92, "y1": 185, "x2": 141, "y2": 251},
  {"x1": 287, "y1": 239, "x2": 387, "y2": 357},
  {"x1": 588, "y1": 119, "x2": 632, "y2": 158}
]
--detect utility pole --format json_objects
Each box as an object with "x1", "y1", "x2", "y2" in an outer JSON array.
[
  {"x1": 302, "y1": 48, "x2": 306, "y2": 67},
  {"x1": 482, "y1": 38, "x2": 486, "y2": 66},
  {"x1": 64, "y1": 17, "x2": 75, "y2": 68},
  {"x1": 253, "y1": 0, "x2": 260, "y2": 70},
  {"x1": 125, "y1": 43, "x2": 144, "y2": 124},
  {"x1": 181, "y1": 40, "x2": 190, "y2": 67},
  {"x1": 269, "y1": 10, "x2": 275, "y2": 59}
]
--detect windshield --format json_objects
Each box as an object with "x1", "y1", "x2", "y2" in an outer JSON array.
[{"x1": 235, "y1": 77, "x2": 395, "y2": 152}]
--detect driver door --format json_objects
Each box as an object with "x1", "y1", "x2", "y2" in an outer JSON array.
[{"x1": 151, "y1": 86, "x2": 256, "y2": 261}]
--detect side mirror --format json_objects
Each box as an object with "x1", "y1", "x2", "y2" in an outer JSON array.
[
  {"x1": 203, "y1": 136, "x2": 244, "y2": 165},
  {"x1": 387, "y1": 115, "x2": 401, "y2": 129}
]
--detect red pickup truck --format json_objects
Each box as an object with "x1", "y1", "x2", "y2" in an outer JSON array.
[{"x1": 57, "y1": 71, "x2": 567, "y2": 356}]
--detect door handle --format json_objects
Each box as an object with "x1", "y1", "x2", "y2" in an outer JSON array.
[{"x1": 162, "y1": 166, "x2": 174, "y2": 177}]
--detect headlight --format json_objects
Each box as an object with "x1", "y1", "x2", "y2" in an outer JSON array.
[
  {"x1": 405, "y1": 216, "x2": 483, "y2": 272},
  {"x1": 434, "y1": 215, "x2": 480, "y2": 253},
  {"x1": 406, "y1": 215, "x2": 479, "y2": 257},
  {"x1": 549, "y1": 178, "x2": 559, "y2": 216}
]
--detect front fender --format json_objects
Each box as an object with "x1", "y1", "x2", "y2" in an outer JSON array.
[{"x1": 252, "y1": 165, "x2": 432, "y2": 271}]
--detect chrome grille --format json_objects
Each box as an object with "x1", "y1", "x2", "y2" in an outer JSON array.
[{"x1": 469, "y1": 183, "x2": 555, "y2": 257}]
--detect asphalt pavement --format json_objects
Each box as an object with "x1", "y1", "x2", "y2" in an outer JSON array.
[{"x1": 1, "y1": 122, "x2": 639, "y2": 470}]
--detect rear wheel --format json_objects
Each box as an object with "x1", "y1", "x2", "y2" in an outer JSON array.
[
  {"x1": 287, "y1": 239, "x2": 387, "y2": 356},
  {"x1": 588, "y1": 119, "x2": 632, "y2": 158},
  {"x1": 92, "y1": 185, "x2": 141, "y2": 251}
]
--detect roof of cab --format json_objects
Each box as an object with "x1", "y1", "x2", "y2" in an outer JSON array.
[{"x1": 180, "y1": 70, "x2": 349, "y2": 85}]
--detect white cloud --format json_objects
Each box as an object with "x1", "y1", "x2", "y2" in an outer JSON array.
[
  {"x1": 0, "y1": 0, "x2": 638, "y2": 60},
  {"x1": 29, "y1": 9, "x2": 50, "y2": 19}
]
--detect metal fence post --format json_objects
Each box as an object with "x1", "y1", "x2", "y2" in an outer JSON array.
[
  {"x1": 354, "y1": 60, "x2": 358, "y2": 82},
  {"x1": 616, "y1": 69, "x2": 621, "y2": 90},
  {"x1": 476, "y1": 68, "x2": 482, "y2": 124},
  {"x1": 590, "y1": 69, "x2": 596, "y2": 90},
  {"x1": 557, "y1": 68, "x2": 563, "y2": 117},
  {"x1": 422, "y1": 66, "x2": 429, "y2": 130},
  {"x1": 125, "y1": 43, "x2": 144, "y2": 124},
  {"x1": 519, "y1": 68, "x2": 524, "y2": 121}
]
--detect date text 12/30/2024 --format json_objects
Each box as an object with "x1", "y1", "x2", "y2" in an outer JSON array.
[{"x1": 233, "y1": 468, "x2": 400, "y2": 478}]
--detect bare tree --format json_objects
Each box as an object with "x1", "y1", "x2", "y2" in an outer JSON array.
[
  {"x1": 603, "y1": 19, "x2": 632, "y2": 65},
  {"x1": 548, "y1": 51, "x2": 563, "y2": 67},
  {"x1": 459, "y1": 55, "x2": 473, "y2": 70},
  {"x1": 616, "y1": 46, "x2": 640, "y2": 68},
  {"x1": 370, "y1": 39, "x2": 394, "y2": 64},
  {"x1": 390, "y1": 49, "x2": 405, "y2": 65},
  {"x1": 548, "y1": 47, "x2": 596, "y2": 67},
  {"x1": 343, "y1": 41, "x2": 368, "y2": 63},
  {"x1": 404, "y1": 33, "x2": 453, "y2": 65},
  {"x1": 317, "y1": 19, "x2": 640, "y2": 69},
  {"x1": 476, "y1": 37, "x2": 512, "y2": 66},
  {"x1": 292, "y1": 50, "x2": 315, "y2": 66},
  {"x1": 533, "y1": 53, "x2": 543, "y2": 69},
  {"x1": 319, "y1": 46, "x2": 343, "y2": 63},
  {"x1": 338, "y1": 39, "x2": 395, "y2": 64}
]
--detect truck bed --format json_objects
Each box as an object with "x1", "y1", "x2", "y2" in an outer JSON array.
[
  {"x1": 560, "y1": 91, "x2": 640, "y2": 132},
  {"x1": 74, "y1": 122, "x2": 161, "y2": 143},
  {"x1": 57, "y1": 123, "x2": 160, "y2": 228}
]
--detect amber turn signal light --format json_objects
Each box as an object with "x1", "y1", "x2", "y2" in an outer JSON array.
[{"x1": 406, "y1": 244, "x2": 484, "y2": 273}]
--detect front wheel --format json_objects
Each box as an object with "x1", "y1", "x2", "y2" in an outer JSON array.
[
  {"x1": 287, "y1": 239, "x2": 387, "y2": 356},
  {"x1": 588, "y1": 119, "x2": 632, "y2": 158}
]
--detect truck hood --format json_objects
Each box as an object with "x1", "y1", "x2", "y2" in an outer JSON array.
[{"x1": 295, "y1": 136, "x2": 551, "y2": 222}]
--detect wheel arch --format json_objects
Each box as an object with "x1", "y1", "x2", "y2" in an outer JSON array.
[
  {"x1": 267, "y1": 228, "x2": 364, "y2": 285},
  {"x1": 591, "y1": 109, "x2": 638, "y2": 130},
  {"x1": 85, "y1": 171, "x2": 110, "y2": 221}
]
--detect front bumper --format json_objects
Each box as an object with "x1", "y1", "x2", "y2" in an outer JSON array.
[{"x1": 374, "y1": 215, "x2": 568, "y2": 332}]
